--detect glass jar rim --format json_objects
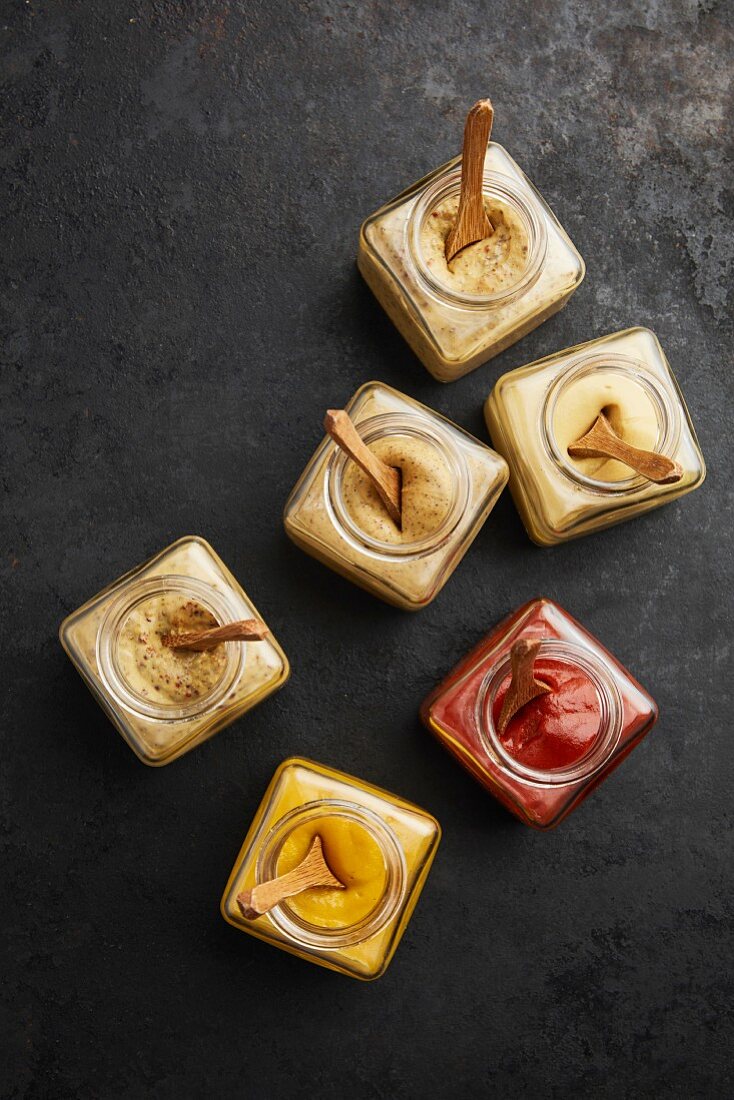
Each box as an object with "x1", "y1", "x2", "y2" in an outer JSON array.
[
  {"x1": 542, "y1": 352, "x2": 682, "y2": 495},
  {"x1": 97, "y1": 574, "x2": 245, "y2": 721},
  {"x1": 325, "y1": 411, "x2": 470, "y2": 560},
  {"x1": 476, "y1": 638, "x2": 623, "y2": 786},
  {"x1": 407, "y1": 168, "x2": 548, "y2": 310},
  {"x1": 257, "y1": 799, "x2": 407, "y2": 949}
]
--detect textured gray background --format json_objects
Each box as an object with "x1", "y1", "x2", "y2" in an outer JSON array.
[{"x1": 2, "y1": 1, "x2": 733, "y2": 1097}]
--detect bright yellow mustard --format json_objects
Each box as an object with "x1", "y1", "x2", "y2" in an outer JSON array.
[{"x1": 276, "y1": 816, "x2": 387, "y2": 929}]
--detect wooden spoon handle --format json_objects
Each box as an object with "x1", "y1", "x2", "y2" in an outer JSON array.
[
  {"x1": 460, "y1": 98, "x2": 494, "y2": 210},
  {"x1": 324, "y1": 409, "x2": 402, "y2": 526},
  {"x1": 568, "y1": 415, "x2": 683, "y2": 484},
  {"x1": 497, "y1": 639, "x2": 551, "y2": 734},
  {"x1": 236, "y1": 836, "x2": 343, "y2": 920},
  {"x1": 162, "y1": 618, "x2": 269, "y2": 651},
  {"x1": 445, "y1": 99, "x2": 494, "y2": 263}
]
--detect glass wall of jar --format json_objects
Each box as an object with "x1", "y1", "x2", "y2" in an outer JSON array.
[
  {"x1": 283, "y1": 382, "x2": 508, "y2": 610},
  {"x1": 484, "y1": 327, "x2": 706, "y2": 546},
  {"x1": 59, "y1": 537, "x2": 290, "y2": 765},
  {"x1": 420, "y1": 599, "x2": 658, "y2": 829},
  {"x1": 358, "y1": 142, "x2": 585, "y2": 382},
  {"x1": 220, "y1": 757, "x2": 441, "y2": 980}
]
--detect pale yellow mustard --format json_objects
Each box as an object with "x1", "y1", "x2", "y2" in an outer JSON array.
[
  {"x1": 419, "y1": 197, "x2": 529, "y2": 296},
  {"x1": 116, "y1": 593, "x2": 226, "y2": 704},
  {"x1": 553, "y1": 372, "x2": 659, "y2": 482},
  {"x1": 342, "y1": 435, "x2": 453, "y2": 544}
]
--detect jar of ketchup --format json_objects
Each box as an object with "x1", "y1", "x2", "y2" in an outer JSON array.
[{"x1": 420, "y1": 598, "x2": 658, "y2": 829}]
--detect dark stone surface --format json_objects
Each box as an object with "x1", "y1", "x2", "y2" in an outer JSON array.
[{"x1": 2, "y1": 1, "x2": 732, "y2": 1096}]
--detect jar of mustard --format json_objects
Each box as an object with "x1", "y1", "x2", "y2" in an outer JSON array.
[
  {"x1": 59, "y1": 536, "x2": 290, "y2": 765},
  {"x1": 220, "y1": 757, "x2": 441, "y2": 980},
  {"x1": 283, "y1": 382, "x2": 508, "y2": 610},
  {"x1": 358, "y1": 142, "x2": 585, "y2": 382},
  {"x1": 484, "y1": 327, "x2": 706, "y2": 545}
]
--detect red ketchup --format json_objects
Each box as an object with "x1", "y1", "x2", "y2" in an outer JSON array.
[
  {"x1": 493, "y1": 660, "x2": 600, "y2": 771},
  {"x1": 420, "y1": 598, "x2": 658, "y2": 829}
]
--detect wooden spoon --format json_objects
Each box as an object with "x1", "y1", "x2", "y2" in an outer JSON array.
[
  {"x1": 567, "y1": 413, "x2": 683, "y2": 484},
  {"x1": 236, "y1": 835, "x2": 344, "y2": 920},
  {"x1": 497, "y1": 639, "x2": 552, "y2": 734},
  {"x1": 162, "y1": 618, "x2": 269, "y2": 651},
  {"x1": 324, "y1": 409, "x2": 402, "y2": 527},
  {"x1": 444, "y1": 98, "x2": 495, "y2": 265}
]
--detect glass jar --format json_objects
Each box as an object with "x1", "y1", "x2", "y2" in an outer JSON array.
[
  {"x1": 358, "y1": 142, "x2": 585, "y2": 382},
  {"x1": 59, "y1": 536, "x2": 290, "y2": 765},
  {"x1": 220, "y1": 757, "x2": 441, "y2": 980},
  {"x1": 420, "y1": 598, "x2": 658, "y2": 829},
  {"x1": 485, "y1": 327, "x2": 706, "y2": 545},
  {"x1": 283, "y1": 381, "x2": 508, "y2": 610}
]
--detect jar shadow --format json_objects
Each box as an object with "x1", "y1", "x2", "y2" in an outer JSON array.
[{"x1": 344, "y1": 266, "x2": 441, "y2": 392}]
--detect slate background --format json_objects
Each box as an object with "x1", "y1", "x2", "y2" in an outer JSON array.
[{"x1": 2, "y1": 1, "x2": 733, "y2": 1097}]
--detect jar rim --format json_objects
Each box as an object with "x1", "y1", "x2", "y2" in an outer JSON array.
[
  {"x1": 476, "y1": 638, "x2": 623, "y2": 786},
  {"x1": 408, "y1": 168, "x2": 548, "y2": 310},
  {"x1": 542, "y1": 352, "x2": 682, "y2": 495},
  {"x1": 256, "y1": 799, "x2": 407, "y2": 948},
  {"x1": 325, "y1": 411, "x2": 470, "y2": 560},
  {"x1": 97, "y1": 574, "x2": 245, "y2": 721}
]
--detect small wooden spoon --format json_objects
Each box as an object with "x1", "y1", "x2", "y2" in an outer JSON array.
[
  {"x1": 236, "y1": 835, "x2": 344, "y2": 920},
  {"x1": 444, "y1": 98, "x2": 495, "y2": 265},
  {"x1": 497, "y1": 639, "x2": 552, "y2": 734},
  {"x1": 162, "y1": 618, "x2": 269, "y2": 651},
  {"x1": 324, "y1": 409, "x2": 402, "y2": 527},
  {"x1": 567, "y1": 413, "x2": 683, "y2": 484}
]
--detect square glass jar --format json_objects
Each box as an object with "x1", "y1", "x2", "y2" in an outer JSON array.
[
  {"x1": 283, "y1": 382, "x2": 508, "y2": 610},
  {"x1": 220, "y1": 757, "x2": 441, "y2": 980},
  {"x1": 420, "y1": 598, "x2": 658, "y2": 830},
  {"x1": 59, "y1": 536, "x2": 290, "y2": 766},
  {"x1": 358, "y1": 142, "x2": 585, "y2": 382},
  {"x1": 484, "y1": 327, "x2": 706, "y2": 545}
]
